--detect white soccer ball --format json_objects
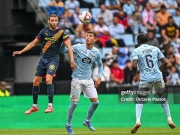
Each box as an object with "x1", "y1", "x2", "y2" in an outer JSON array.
[{"x1": 79, "y1": 11, "x2": 92, "y2": 24}]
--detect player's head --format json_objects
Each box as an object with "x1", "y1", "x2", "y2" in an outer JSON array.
[
  {"x1": 86, "y1": 31, "x2": 96, "y2": 45},
  {"x1": 137, "y1": 33, "x2": 149, "y2": 46},
  {"x1": 48, "y1": 14, "x2": 58, "y2": 30}
]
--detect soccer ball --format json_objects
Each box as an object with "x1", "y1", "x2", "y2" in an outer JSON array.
[{"x1": 79, "y1": 11, "x2": 92, "y2": 24}]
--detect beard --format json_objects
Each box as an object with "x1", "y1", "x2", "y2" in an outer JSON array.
[{"x1": 49, "y1": 24, "x2": 57, "y2": 30}]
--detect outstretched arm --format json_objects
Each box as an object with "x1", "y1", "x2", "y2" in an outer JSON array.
[
  {"x1": 12, "y1": 38, "x2": 39, "y2": 56},
  {"x1": 64, "y1": 38, "x2": 76, "y2": 70}
]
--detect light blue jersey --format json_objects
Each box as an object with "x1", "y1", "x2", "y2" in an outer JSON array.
[
  {"x1": 131, "y1": 44, "x2": 165, "y2": 82},
  {"x1": 60, "y1": 43, "x2": 103, "y2": 80}
]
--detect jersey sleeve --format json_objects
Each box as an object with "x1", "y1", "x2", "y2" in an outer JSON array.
[
  {"x1": 61, "y1": 31, "x2": 70, "y2": 41},
  {"x1": 36, "y1": 29, "x2": 44, "y2": 41},
  {"x1": 157, "y1": 48, "x2": 164, "y2": 60},
  {"x1": 131, "y1": 49, "x2": 138, "y2": 60},
  {"x1": 96, "y1": 51, "x2": 103, "y2": 78}
]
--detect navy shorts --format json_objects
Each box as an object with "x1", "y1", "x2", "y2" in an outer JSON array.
[{"x1": 35, "y1": 57, "x2": 59, "y2": 77}]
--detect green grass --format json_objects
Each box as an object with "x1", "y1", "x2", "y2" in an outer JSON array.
[
  {"x1": 0, "y1": 95, "x2": 179, "y2": 134},
  {"x1": 0, "y1": 128, "x2": 180, "y2": 135}
]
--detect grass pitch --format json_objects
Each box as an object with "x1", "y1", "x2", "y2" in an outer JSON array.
[
  {"x1": 0, "y1": 95, "x2": 179, "y2": 135},
  {"x1": 0, "y1": 128, "x2": 179, "y2": 135}
]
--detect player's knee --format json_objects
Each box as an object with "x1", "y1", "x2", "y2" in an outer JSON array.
[
  {"x1": 72, "y1": 101, "x2": 78, "y2": 106},
  {"x1": 33, "y1": 79, "x2": 41, "y2": 86},
  {"x1": 92, "y1": 100, "x2": 99, "y2": 105},
  {"x1": 46, "y1": 78, "x2": 52, "y2": 84}
]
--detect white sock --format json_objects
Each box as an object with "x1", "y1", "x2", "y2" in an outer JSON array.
[
  {"x1": 136, "y1": 118, "x2": 141, "y2": 124},
  {"x1": 33, "y1": 104, "x2": 38, "y2": 107},
  {"x1": 48, "y1": 103, "x2": 52, "y2": 106},
  {"x1": 167, "y1": 116, "x2": 172, "y2": 121}
]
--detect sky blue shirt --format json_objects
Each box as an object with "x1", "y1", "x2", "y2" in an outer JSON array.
[
  {"x1": 131, "y1": 44, "x2": 165, "y2": 82},
  {"x1": 123, "y1": 4, "x2": 135, "y2": 16},
  {"x1": 60, "y1": 43, "x2": 103, "y2": 80}
]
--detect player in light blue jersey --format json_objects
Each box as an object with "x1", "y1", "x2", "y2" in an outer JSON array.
[
  {"x1": 60, "y1": 31, "x2": 103, "y2": 134},
  {"x1": 131, "y1": 33, "x2": 176, "y2": 133}
]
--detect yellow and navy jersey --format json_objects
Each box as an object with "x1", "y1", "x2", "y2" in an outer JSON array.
[{"x1": 36, "y1": 27, "x2": 69, "y2": 58}]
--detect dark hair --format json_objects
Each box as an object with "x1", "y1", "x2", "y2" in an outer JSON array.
[
  {"x1": 86, "y1": 31, "x2": 96, "y2": 38},
  {"x1": 102, "y1": 58, "x2": 106, "y2": 63},
  {"x1": 48, "y1": 14, "x2": 58, "y2": 20},
  {"x1": 126, "y1": 60, "x2": 131, "y2": 63},
  {"x1": 168, "y1": 16, "x2": 173, "y2": 20},
  {"x1": 137, "y1": 33, "x2": 149, "y2": 44},
  {"x1": 160, "y1": 5, "x2": 166, "y2": 9},
  {"x1": 112, "y1": 60, "x2": 118, "y2": 63}
]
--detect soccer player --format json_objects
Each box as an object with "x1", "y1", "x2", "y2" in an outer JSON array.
[
  {"x1": 131, "y1": 33, "x2": 176, "y2": 133},
  {"x1": 60, "y1": 31, "x2": 103, "y2": 134},
  {"x1": 12, "y1": 14, "x2": 76, "y2": 114}
]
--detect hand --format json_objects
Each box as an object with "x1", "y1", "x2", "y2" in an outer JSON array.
[
  {"x1": 133, "y1": 75, "x2": 139, "y2": 83},
  {"x1": 95, "y1": 78, "x2": 101, "y2": 88},
  {"x1": 12, "y1": 51, "x2": 22, "y2": 56},
  {"x1": 70, "y1": 61, "x2": 76, "y2": 70}
]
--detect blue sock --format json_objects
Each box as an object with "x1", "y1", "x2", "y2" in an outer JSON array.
[
  {"x1": 47, "y1": 84, "x2": 54, "y2": 103},
  {"x1": 32, "y1": 86, "x2": 40, "y2": 104},
  {"x1": 67, "y1": 102, "x2": 78, "y2": 125},
  {"x1": 136, "y1": 104, "x2": 143, "y2": 123},
  {"x1": 86, "y1": 101, "x2": 99, "y2": 121}
]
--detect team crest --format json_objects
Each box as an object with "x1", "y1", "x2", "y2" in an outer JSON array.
[{"x1": 49, "y1": 64, "x2": 55, "y2": 70}]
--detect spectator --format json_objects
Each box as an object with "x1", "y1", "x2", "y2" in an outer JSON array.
[
  {"x1": 161, "y1": 16, "x2": 179, "y2": 47},
  {"x1": 96, "y1": 4, "x2": 113, "y2": 26},
  {"x1": 105, "y1": 46, "x2": 119, "y2": 67},
  {"x1": 148, "y1": 30, "x2": 160, "y2": 47},
  {"x1": 119, "y1": 0, "x2": 126, "y2": 7},
  {"x1": 47, "y1": 0, "x2": 64, "y2": 17},
  {"x1": 123, "y1": 0, "x2": 135, "y2": 16},
  {"x1": 166, "y1": 66, "x2": 180, "y2": 85},
  {"x1": 124, "y1": 60, "x2": 133, "y2": 84},
  {"x1": 164, "y1": 0, "x2": 178, "y2": 9},
  {"x1": 164, "y1": 45, "x2": 174, "y2": 59},
  {"x1": 178, "y1": 0, "x2": 180, "y2": 7},
  {"x1": 128, "y1": 12, "x2": 142, "y2": 35},
  {"x1": 116, "y1": 10, "x2": 132, "y2": 33},
  {"x1": 94, "y1": 18, "x2": 111, "y2": 47},
  {"x1": 105, "y1": 0, "x2": 120, "y2": 12},
  {"x1": 93, "y1": 58, "x2": 111, "y2": 82},
  {"x1": 141, "y1": 2, "x2": 157, "y2": 33},
  {"x1": 75, "y1": 31, "x2": 86, "y2": 43},
  {"x1": 72, "y1": 7, "x2": 82, "y2": 28},
  {"x1": 59, "y1": 8, "x2": 74, "y2": 33},
  {"x1": 75, "y1": 23, "x2": 94, "y2": 36},
  {"x1": 134, "y1": 0, "x2": 148, "y2": 10},
  {"x1": 157, "y1": 5, "x2": 171, "y2": 29},
  {"x1": 49, "y1": 0, "x2": 64, "y2": 7},
  {"x1": 117, "y1": 48, "x2": 129, "y2": 69},
  {"x1": 0, "y1": 81, "x2": 10, "y2": 97},
  {"x1": 65, "y1": 0, "x2": 80, "y2": 12},
  {"x1": 149, "y1": 0, "x2": 164, "y2": 12},
  {"x1": 109, "y1": 16, "x2": 126, "y2": 47},
  {"x1": 175, "y1": 8, "x2": 180, "y2": 17},
  {"x1": 110, "y1": 60, "x2": 124, "y2": 84}
]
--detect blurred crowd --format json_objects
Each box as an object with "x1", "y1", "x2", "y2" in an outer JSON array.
[{"x1": 39, "y1": 0, "x2": 180, "y2": 85}]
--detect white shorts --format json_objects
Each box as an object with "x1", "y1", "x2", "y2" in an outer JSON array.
[
  {"x1": 139, "y1": 78, "x2": 165, "y2": 96},
  {"x1": 70, "y1": 78, "x2": 98, "y2": 102}
]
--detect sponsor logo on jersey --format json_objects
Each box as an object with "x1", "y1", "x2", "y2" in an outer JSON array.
[{"x1": 82, "y1": 57, "x2": 91, "y2": 64}]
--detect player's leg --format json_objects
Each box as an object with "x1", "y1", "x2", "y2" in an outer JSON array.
[
  {"x1": 45, "y1": 60, "x2": 59, "y2": 113},
  {"x1": 66, "y1": 79, "x2": 82, "y2": 134},
  {"x1": 25, "y1": 60, "x2": 45, "y2": 114},
  {"x1": 131, "y1": 81, "x2": 151, "y2": 133},
  {"x1": 155, "y1": 79, "x2": 176, "y2": 129},
  {"x1": 44, "y1": 74, "x2": 54, "y2": 113},
  {"x1": 83, "y1": 79, "x2": 99, "y2": 131}
]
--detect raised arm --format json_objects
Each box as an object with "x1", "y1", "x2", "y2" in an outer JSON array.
[
  {"x1": 12, "y1": 38, "x2": 39, "y2": 56},
  {"x1": 63, "y1": 38, "x2": 76, "y2": 70}
]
